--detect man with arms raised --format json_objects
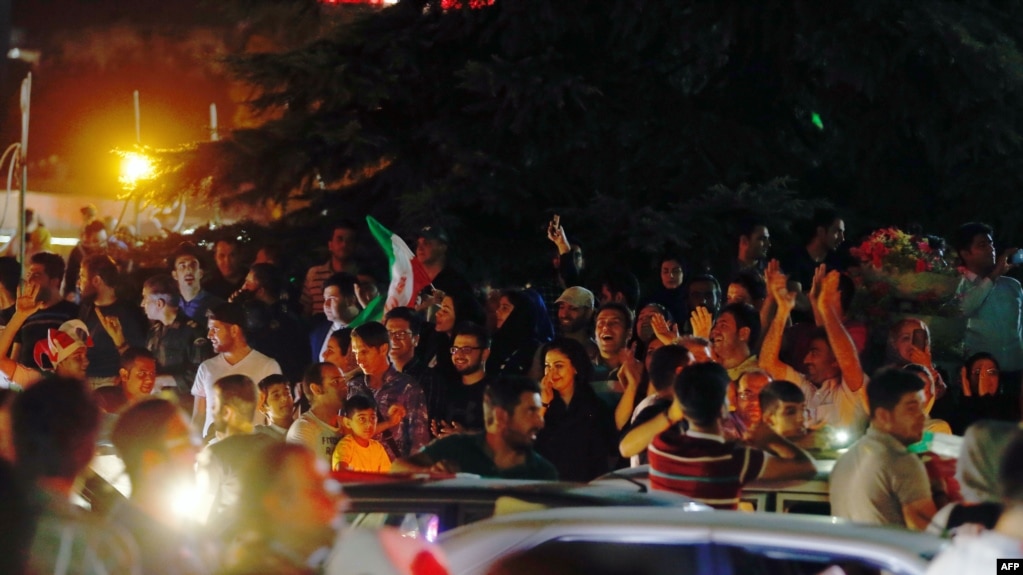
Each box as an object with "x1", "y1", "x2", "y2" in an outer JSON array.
[
  {"x1": 393, "y1": 376, "x2": 557, "y2": 479},
  {"x1": 830, "y1": 368, "x2": 936, "y2": 530},
  {"x1": 760, "y1": 268, "x2": 868, "y2": 432}
]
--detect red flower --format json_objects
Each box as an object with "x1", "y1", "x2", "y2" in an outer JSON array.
[{"x1": 915, "y1": 258, "x2": 929, "y2": 273}]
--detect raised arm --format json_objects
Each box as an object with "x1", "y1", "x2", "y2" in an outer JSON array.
[
  {"x1": 0, "y1": 283, "x2": 43, "y2": 360},
  {"x1": 613, "y1": 345, "x2": 645, "y2": 430},
  {"x1": 619, "y1": 400, "x2": 682, "y2": 458},
  {"x1": 758, "y1": 267, "x2": 795, "y2": 382},
  {"x1": 816, "y1": 271, "x2": 864, "y2": 392}
]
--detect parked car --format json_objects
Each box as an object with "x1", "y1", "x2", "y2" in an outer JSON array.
[
  {"x1": 440, "y1": 506, "x2": 947, "y2": 575},
  {"x1": 339, "y1": 472, "x2": 710, "y2": 540}
]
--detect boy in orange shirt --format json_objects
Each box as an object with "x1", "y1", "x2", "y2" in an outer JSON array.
[{"x1": 332, "y1": 394, "x2": 392, "y2": 472}]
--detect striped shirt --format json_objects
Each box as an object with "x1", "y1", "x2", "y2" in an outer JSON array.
[
  {"x1": 301, "y1": 260, "x2": 358, "y2": 316},
  {"x1": 648, "y1": 427, "x2": 766, "y2": 509},
  {"x1": 302, "y1": 262, "x2": 336, "y2": 317}
]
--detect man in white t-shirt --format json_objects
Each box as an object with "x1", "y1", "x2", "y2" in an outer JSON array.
[
  {"x1": 286, "y1": 361, "x2": 346, "y2": 467},
  {"x1": 191, "y1": 302, "x2": 281, "y2": 440},
  {"x1": 760, "y1": 267, "x2": 868, "y2": 433}
]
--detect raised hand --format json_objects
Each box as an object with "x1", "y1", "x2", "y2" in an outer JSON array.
[
  {"x1": 650, "y1": 312, "x2": 679, "y2": 345},
  {"x1": 95, "y1": 306, "x2": 126, "y2": 348},
  {"x1": 690, "y1": 306, "x2": 713, "y2": 339},
  {"x1": 768, "y1": 270, "x2": 795, "y2": 313},
  {"x1": 817, "y1": 270, "x2": 843, "y2": 312},
  {"x1": 617, "y1": 342, "x2": 644, "y2": 389},
  {"x1": 546, "y1": 215, "x2": 571, "y2": 254},
  {"x1": 808, "y1": 263, "x2": 826, "y2": 303},
  {"x1": 13, "y1": 282, "x2": 43, "y2": 317}
]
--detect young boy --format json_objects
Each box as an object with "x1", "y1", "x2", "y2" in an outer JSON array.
[
  {"x1": 757, "y1": 380, "x2": 808, "y2": 440},
  {"x1": 254, "y1": 374, "x2": 296, "y2": 442},
  {"x1": 332, "y1": 394, "x2": 392, "y2": 472}
]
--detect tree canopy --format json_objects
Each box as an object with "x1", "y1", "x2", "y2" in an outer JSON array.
[{"x1": 145, "y1": 0, "x2": 1023, "y2": 283}]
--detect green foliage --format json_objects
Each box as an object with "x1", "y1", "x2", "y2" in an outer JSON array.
[{"x1": 146, "y1": 0, "x2": 1023, "y2": 285}]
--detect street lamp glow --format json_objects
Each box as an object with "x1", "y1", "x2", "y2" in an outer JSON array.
[{"x1": 119, "y1": 151, "x2": 155, "y2": 188}]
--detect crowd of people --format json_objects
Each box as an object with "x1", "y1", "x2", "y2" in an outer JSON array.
[{"x1": 1, "y1": 206, "x2": 1022, "y2": 574}]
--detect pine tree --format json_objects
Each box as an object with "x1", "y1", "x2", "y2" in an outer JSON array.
[{"x1": 145, "y1": 0, "x2": 1023, "y2": 283}]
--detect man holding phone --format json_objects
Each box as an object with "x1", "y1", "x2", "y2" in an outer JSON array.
[{"x1": 953, "y1": 222, "x2": 1023, "y2": 414}]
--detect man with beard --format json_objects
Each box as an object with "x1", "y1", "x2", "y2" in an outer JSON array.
[
  {"x1": 709, "y1": 302, "x2": 760, "y2": 381},
  {"x1": 191, "y1": 303, "x2": 281, "y2": 441},
  {"x1": 529, "y1": 286, "x2": 598, "y2": 381},
  {"x1": 434, "y1": 322, "x2": 494, "y2": 434},
  {"x1": 555, "y1": 287, "x2": 595, "y2": 340},
  {"x1": 781, "y1": 208, "x2": 846, "y2": 296},
  {"x1": 392, "y1": 376, "x2": 557, "y2": 479},
  {"x1": 830, "y1": 368, "x2": 936, "y2": 529},
  {"x1": 77, "y1": 254, "x2": 148, "y2": 388},
  {"x1": 13, "y1": 252, "x2": 78, "y2": 370},
  {"x1": 236, "y1": 263, "x2": 310, "y2": 383},
  {"x1": 760, "y1": 269, "x2": 868, "y2": 433},
  {"x1": 196, "y1": 374, "x2": 275, "y2": 528}
]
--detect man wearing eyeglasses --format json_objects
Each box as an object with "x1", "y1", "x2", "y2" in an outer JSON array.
[
  {"x1": 348, "y1": 321, "x2": 429, "y2": 460},
  {"x1": 434, "y1": 322, "x2": 495, "y2": 437},
  {"x1": 384, "y1": 307, "x2": 445, "y2": 424}
]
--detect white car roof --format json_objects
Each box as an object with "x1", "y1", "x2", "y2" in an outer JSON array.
[{"x1": 441, "y1": 507, "x2": 945, "y2": 575}]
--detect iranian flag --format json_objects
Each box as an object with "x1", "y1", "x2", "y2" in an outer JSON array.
[{"x1": 366, "y1": 216, "x2": 432, "y2": 313}]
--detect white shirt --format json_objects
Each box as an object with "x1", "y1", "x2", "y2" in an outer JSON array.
[
  {"x1": 286, "y1": 411, "x2": 342, "y2": 468},
  {"x1": 191, "y1": 349, "x2": 282, "y2": 437},
  {"x1": 926, "y1": 530, "x2": 1023, "y2": 575},
  {"x1": 780, "y1": 364, "x2": 869, "y2": 433}
]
